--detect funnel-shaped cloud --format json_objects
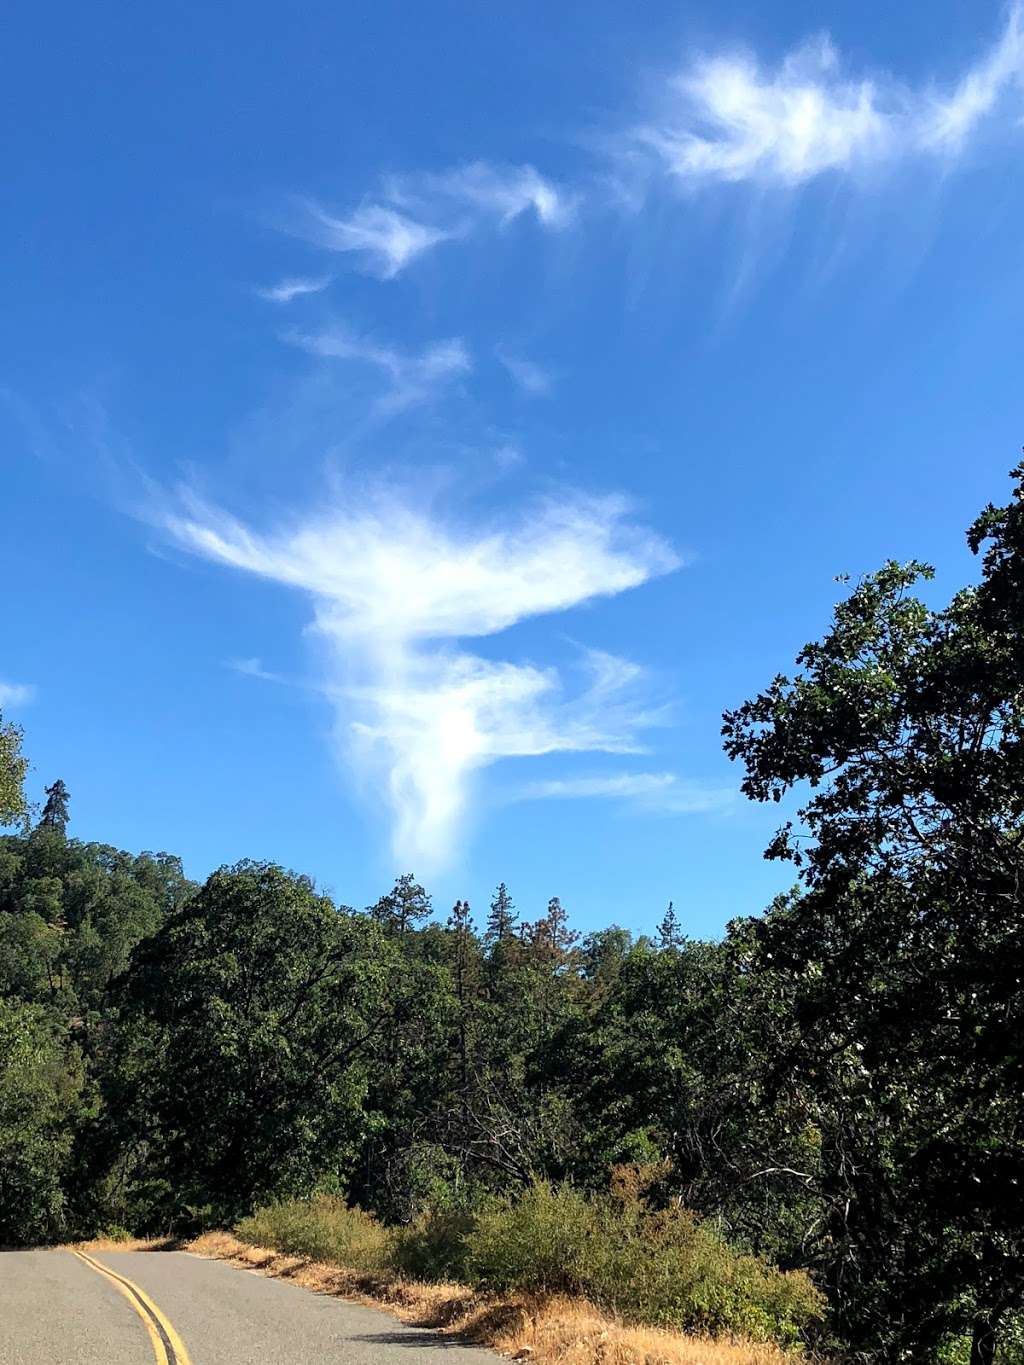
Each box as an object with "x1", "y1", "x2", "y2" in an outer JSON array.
[{"x1": 164, "y1": 488, "x2": 679, "y2": 868}]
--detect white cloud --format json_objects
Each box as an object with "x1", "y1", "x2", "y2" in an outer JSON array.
[
  {"x1": 523, "y1": 771, "x2": 734, "y2": 814},
  {"x1": 633, "y1": 5, "x2": 1024, "y2": 189},
  {"x1": 294, "y1": 200, "x2": 456, "y2": 278},
  {"x1": 283, "y1": 161, "x2": 573, "y2": 280},
  {"x1": 407, "y1": 161, "x2": 576, "y2": 228},
  {"x1": 255, "y1": 275, "x2": 332, "y2": 303},
  {"x1": 498, "y1": 348, "x2": 554, "y2": 397},
  {"x1": 163, "y1": 488, "x2": 679, "y2": 869},
  {"x1": 284, "y1": 325, "x2": 471, "y2": 413},
  {"x1": 228, "y1": 657, "x2": 293, "y2": 685},
  {"x1": 922, "y1": 4, "x2": 1024, "y2": 150},
  {"x1": 0, "y1": 680, "x2": 35, "y2": 708}
]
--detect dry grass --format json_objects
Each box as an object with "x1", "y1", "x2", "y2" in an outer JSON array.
[
  {"x1": 59, "y1": 1236, "x2": 180, "y2": 1253},
  {"x1": 188, "y1": 1231, "x2": 804, "y2": 1365}
]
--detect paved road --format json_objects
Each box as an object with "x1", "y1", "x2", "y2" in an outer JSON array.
[{"x1": 0, "y1": 1249, "x2": 503, "y2": 1365}]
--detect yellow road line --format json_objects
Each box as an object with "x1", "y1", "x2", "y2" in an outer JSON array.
[{"x1": 68, "y1": 1249, "x2": 193, "y2": 1365}]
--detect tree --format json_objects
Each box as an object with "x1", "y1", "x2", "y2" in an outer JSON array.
[
  {"x1": 0, "y1": 714, "x2": 28, "y2": 827},
  {"x1": 0, "y1": 834, "x2": 183, "y2": 1020},
  {"x1": 657, "y1": 901, "x2": 683, "y2": 949},
  {"x1": 528, "y1": 896, "x2": 579, "y2": 966},
  {"x1": 484, "y1": 883, "x2": 517, "y2": 943},
  {"x1": 370, "y1": 872, "x2": 432, "y2": 934},
  {"x1": 721, "y1": 465, "x2": 1024, "y2": 1363},
  {"x1": 0, "y1": 999, "x2": 80, "y2": 1244},
  {"x1": 39, "y1": 780, "x2": 70, "y2": 834},
  {"x1": 446, "y1": 900, "x2": 478, "y2": 1099},
  {"x1": 105, "y1": 862, "x2": 398, "y2": 1229}
]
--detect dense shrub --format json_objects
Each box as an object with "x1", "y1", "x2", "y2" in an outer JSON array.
[
  {"x1": 389, "y1": 1206, "x2": 476, "y2": 1281},
  {"x1": 236, "y1": 1196, "x2": 389, "y2": 1271},
  {"x1": 465, "y1": 1181, "x2": 823, "y2": 1346}
]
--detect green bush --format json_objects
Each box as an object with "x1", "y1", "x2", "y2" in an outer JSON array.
[
  {"x1": 466, "y1": 1181, "x2": 823, "y2": 1347},
  {"x1": 236, "y1": 1195, "x2": 389, "y2": 1271},
  {"x1": 389, "y1": 1206, "x2": 477, "y2": 1282}
]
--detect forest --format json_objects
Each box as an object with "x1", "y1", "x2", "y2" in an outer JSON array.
[{"x1": 2, "y1": 469, "x2": 1024, "y2": 1365}]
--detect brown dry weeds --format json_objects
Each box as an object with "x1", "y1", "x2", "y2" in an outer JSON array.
[
  {"x1": 187, "y1": 1231, "x2": 800, "y2": 1365},
  {"x1": 59, "y1": 1236, "x2": 180, "y2": 1253}
]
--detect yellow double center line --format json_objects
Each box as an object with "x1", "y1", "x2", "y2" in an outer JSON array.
[{"x1": 69, "y1": 1249, "x2": 193, "y2": 1365}]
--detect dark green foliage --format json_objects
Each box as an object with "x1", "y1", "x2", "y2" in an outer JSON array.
[
  {"x1": 485, "y1": 882, "x2": 517, "y2": 942},
  {"x1": 370, "y1": 872, "x2": 432, "y2": 933},
  {"x1": 103, "y1": 862, "x2": 402, "y2": 1231},
  {"x1": 719, "y1": 465, "x2": 1024, "y2": 1361},
  {"x1": 0, "y1": 998, "x2": 81, "y2": 1244},
  {"x1": 0, "y1": 832, "x2": 189, "y2": 1021},
  {"x1": 39, "y1": 779, "x2": 70, "y2": 833},
  {"x1": 656, "y1": 901, "x2": 682, "y2": 949}
]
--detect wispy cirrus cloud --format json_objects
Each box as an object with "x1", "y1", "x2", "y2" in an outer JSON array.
[
  {"x1": 285, "y1": 161, "x2": 573, "y2": 279},
  {"x1": 629, "y1": 4, "x2": 1024, "y2": 190},
  {"x1": 0, "y1": 680, "x2": 36, "y2": 708},
  {"x1": 394, "y1": 160, "x2": 576, "y2": 229},
  {"x1": 284, "y1": 325, "x2": 471, "y2": 414},
  {"x1": 254, "y1": 274, "x2": 333, "y2": 303},
  {"x1": 292, "y1": 200, "x2": 457, "y2": 278},
  {"x1": 161, "y1": 486, "x2": 679, "y2": 869},
  {"x1": 523, "y1": 771, "x2": 734, "y2": 814},
  {"x1": 922, "y1": 4, "x2": 1024, "y2": 150}
]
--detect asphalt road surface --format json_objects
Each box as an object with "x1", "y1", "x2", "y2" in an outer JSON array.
[{"x1": 0, "y1": 1248, "x2": 504, "y2": 1365}]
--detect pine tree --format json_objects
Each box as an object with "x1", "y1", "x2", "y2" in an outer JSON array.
[
  {"x1": 484, "y1": 883, "x2": 518, "y2": 943},
  {"x1": 529, "y1": 896, "x2": 579, "y2": 966},
  {"x1": 657, "y1": 900, "x2": 684, "y2": 950},
  {"x1": 39, "y1": 779, "x2": 70, "y2": 834},
  {"x1": 370, "y1": 872, "x2": 432, "y2": 934},
  {"x1": 447, "y1": 899, "x2": 477, "y2": 1095}
]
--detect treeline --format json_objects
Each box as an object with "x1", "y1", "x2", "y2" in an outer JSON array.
[{"x1": 3, "y1": 469, "x2": 1024, "y2": 1363}]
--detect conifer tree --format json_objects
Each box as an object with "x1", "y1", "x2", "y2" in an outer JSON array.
[
  {"x1": 447, "y1": 899, "x2": 477, "y2": 1094},
  {"x1": 39, "y1": 779, "x2": 70, "y2": 834},
  {"x1": 533, "y1": 896, "x2": 578, "y2": 961},
  {"x1": 484, "y1": 882, "x2": 518, "y2": 943},
  {"x1": 657, "y1": 901, "x2": 683, "y2": 949},
  {"x1": 370, "y1": 872, "x2": 432, "y2": 933}
]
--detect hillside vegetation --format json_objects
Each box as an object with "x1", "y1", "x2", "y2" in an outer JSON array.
[{"x1": 4, "y1": 468, "x2": 1024, "y2": 1362}]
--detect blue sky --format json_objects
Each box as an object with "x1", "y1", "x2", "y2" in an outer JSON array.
[{"x1": 3, "y1": 0, "x2": 1023, "y2": 937}]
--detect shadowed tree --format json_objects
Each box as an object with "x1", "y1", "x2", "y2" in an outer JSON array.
[
  {"x1": 39, "y1": 780, "x2": 70, "y2": 834},
  {"x1": 721, "y1": 463, "x2": 1024, "y2": 1363}
]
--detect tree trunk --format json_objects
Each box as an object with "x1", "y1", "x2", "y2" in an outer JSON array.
[{"x1": 970, "y1": 1315, "x2": 997, "y2": 1365}]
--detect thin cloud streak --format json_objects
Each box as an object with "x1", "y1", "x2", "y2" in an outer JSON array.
[
  {"x1": 283, "y1": 161, "x2": 573, "y2": 279},
  {"x1": 284, "y1": 325, "x2": 471, "y2": 414},
  {"x1": 630, "y1": 4, "x2": 1024, "y2": 190},
  {"x1": 163, "y1": 487, "x2": 680, "y2": 869},
  {"x1": 400, "y1": 161, "x2": 576, "y2": 228},
  {"x1": 523, "y1": 771, "x2": 735, "y2": 813},
  {"x1": 254, "y1": 275, "x2": 333, "y2": 303},
  {"x1": 293, "y1": 199, "x2": 456, "y2": 278}
]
